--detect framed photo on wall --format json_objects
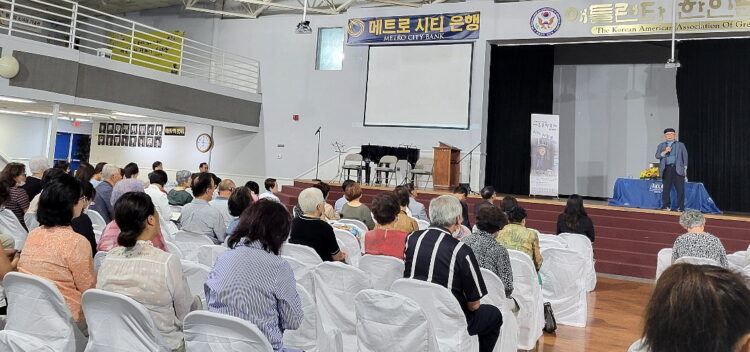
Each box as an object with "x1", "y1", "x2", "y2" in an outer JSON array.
[
  {"x1": 107, "y1": 123, "x2": 114, "y2": 134},
  {"x1": 155, "y1": 125, "x2": 163, "y2": 136},
  {"x1": 99, "y1": 124, "x2": 106, "y2": 134},
  {"x1": 129, "y1": 136, "x2": 137, "y2": 147},
  {"x1": 98, "y1": 135, "x2": 105, "y2": 145},
  {"x1": 146, "y1": 136, "x2": 154, "y2": 147},
  {"x1": 154, "y1": 136, "x2": 162, "y2": 148},
  {"x1": 147, "y1": 124, "x2": 155, "y2": 135},
  {"x1": 114, "y1": 124, "x2": 122, "y2": 134},
  {"x1": 138, "y1": 136, "x2": 145, "y2": 147},
  {"x1": 129, "y1": 124, "x2": 138, "y2": 135},
  {"x1": 122, "y1": 123, "x2": 129, "y2": 135},
  {"x1": 112, "y1": 135, "x2": 120, "y2": 146},
  {"x1": 139, "y1": 124, "x2": 146, "y2": 135},
  {"x1": 120, "y1": 135, "x2": 128, "y2": 146}
]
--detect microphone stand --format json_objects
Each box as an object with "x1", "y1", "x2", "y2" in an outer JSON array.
[
  {"x1": 314, "y1": 127, "x2": 321, "y2": 182},
  {"x1": 459, "y1": 142, "x2": 482, "y2": 194}
]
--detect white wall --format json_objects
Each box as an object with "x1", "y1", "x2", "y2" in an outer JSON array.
[{"x1": 0, "y1": 114, "x2": 48, "y2": 161}]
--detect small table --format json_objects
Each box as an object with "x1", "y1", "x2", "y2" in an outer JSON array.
[{"x1": 608, "y1": 178, "x2": 722, "y2": 214}]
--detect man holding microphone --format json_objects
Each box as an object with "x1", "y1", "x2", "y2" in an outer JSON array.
[{"x1": 655, "y1": 128, "x2": 688, "y2": 211}]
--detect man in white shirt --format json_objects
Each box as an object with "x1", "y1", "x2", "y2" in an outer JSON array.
[
  {"x1": 145, "y1": 170, "x2": 172, "y2": 221},
  {"x1": 209, "y1": 179, "x2": 235, "y2": 228},
  {"x1": 180, "y1": 173, "x2": 226, "y2": 244},
  {"x1": 259, "y1": 178, "x2": 281, "y2": 202}
]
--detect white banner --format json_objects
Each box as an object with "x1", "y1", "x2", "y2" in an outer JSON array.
[{"x1": 530, "y1": 114, "x2": 559, "y2": 196}]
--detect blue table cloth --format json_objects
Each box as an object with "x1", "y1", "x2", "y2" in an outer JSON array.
[{"x1": 608, "y1": 178, "x2": 722, "y2": 214}]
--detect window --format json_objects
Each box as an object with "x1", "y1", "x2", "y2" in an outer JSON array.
[{"x1": 316, "y1": 27, "x2": 345, "y2": 70}]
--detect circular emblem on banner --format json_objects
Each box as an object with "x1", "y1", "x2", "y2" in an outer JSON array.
[
  {"x1": 347, "y1": 19, "x2": 365, "y2": 38},
  {"x1": 531, "y1": 8, "x2": 562, "y2": 37}
]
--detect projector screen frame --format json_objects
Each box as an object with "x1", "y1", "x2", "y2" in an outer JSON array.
[{"x1": 362, "y1": 42, "x2": 474, "y2": 130}]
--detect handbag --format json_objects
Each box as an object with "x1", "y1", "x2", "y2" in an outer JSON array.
[{"x1": 543, "y1": 302, "x2": 557, "y2": 333}]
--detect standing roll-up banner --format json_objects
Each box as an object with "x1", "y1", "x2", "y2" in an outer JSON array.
[{"x1": 529, "y1": 114, "x2": 559, "y2": 197}]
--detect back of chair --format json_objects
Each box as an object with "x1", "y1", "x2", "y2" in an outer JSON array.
[
  {"x1": 313, "y1": 262, "x2": 372, "y2": 349},
  {"x1": 655, "y1": 248, "x2": 673, "y2": 280},
  {"x1": 416, "y1": 219, "x2": 430, "y2": 230},
  {"x1": 165, "y1": 241, "x2": 183, "y2": 259},
  {"x1": 355, "y1": 289, "x2": 437, "y2": 352},
  {"x1": 378, "y1": 155, "x2": 398, "y2": 168},
  {"x1": 94, "y1": 251, "x2": 108, "y2": 272},
  {"x1": 0, "y1": 330, "x2": 55, "y2": 352},
  {"x1": 415, "y1": 158, "x2": 433, "y2": 170},
  {"x1": 159, "y1": 216, "x2": 177, "y2": 241},
  {"x1": 173, "y1": 231, "x2": 215, "y2": 262},
  {"x1": 85, "y1": 209, "x2": 107, "y2": 231},
  {"x1": 539, "y1": 247, "x2": 588, "y2": 327},
  {"x1": 479, "y1": 269, "x2": 518, "y2": 352},
  {"x1": 358, "y1": 255, "x2": 405, "y2": 291},
  {"x1": 559, "y1": 233, "x2": 596, "y2": 291},
  {"x1": 479, "y1": 268, "x2": 506, "y2": 308},
  {"x1": 508, "y1": 250, "x2": 544, "y2": 350},
  {"x1": 344, "y1": 154, "x2": 363, "y2": 163},
  {"x1": 24, "y1": 212, "x2": 39, "y2": 232},
  {"x1": 284, "y1": 284, "x2": 343, "y2": 352},
  {"x1": 184, "y1": 310, "x2": 273, "y2": 352},
  {"x1": 197, "y1": 245, "x2": 229, "y2": 267},
  {"x1": 282, "y1": 256, "x2": 315, "y2": 300},
  {"x1": 181, "y1": 260, "x2": 211, "y2": 303},
  {"x1": 0, "y1": 209, "x2": 28, "y2": 250},
  {"x1": 674, "y1": 256, "x2": 721, "y2": 266},
  {"x1": 82, "y1": 289, "x2": 170, "y2": 352},
  {"x1": 538, "y1": 233, "x2": 567, "y2": 248},
  {"x1": 337, "y1": 219, "x2": 367, "y2": 234},
  {"x1": 280, "y1": 243, "x2": 323, "y2": 266},
  {"x1": 3, "y1": 272, "x2": 84, "y2": 352},
  {"x1": 334, "y1": 229, "x2": 361, "y2": 266}
]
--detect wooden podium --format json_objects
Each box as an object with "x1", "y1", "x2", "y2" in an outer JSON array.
[{"x1": 432, "y1": 142, "x2": 461, "y2": 190}]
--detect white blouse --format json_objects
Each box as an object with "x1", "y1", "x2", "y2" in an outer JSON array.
[{"x1": 97, "y1": 240, "x2": 193, "y2": 350}]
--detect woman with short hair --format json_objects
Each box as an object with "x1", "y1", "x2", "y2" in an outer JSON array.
[
  {"x1": 71, "y1": 181, "x2": 98, "y2": 256},
  {"x1": 168, "y1": 170, "x2": 194, "y2": 206},
  {"x1": 391, "y1": 186, "x2": 419, "y2": 232},
  {"x1": 671, "y1": 209, "x2": 728, "y2": 267},
  {"x1": 226, "y1": 186, "x2": 254, "y2": 236},
  {"x1": 365, "y1": 192, "x2": 409, "y2": 259},
  {"x1": 556, "y1": 194, "x2": 595, "y2": 242},
  {"x1": 122, "y1": 162, "x2": 140, "y2": 179},
  {"x1": 0, "y1": 162, "x2": 30, "y2": 230},
  {"x1": 462, "y1": 206, "x2": 514, "y2": 298},
  {"x1": 496, "y1": 205, "x2": 543, "y2": 271},
  {"x1": 339, "y1": 183, "x2": 375, "y2": 230}
]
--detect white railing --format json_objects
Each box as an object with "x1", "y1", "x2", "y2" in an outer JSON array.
[{"x1": 0, "y1": 0, "x2": 260, "y2": 94}]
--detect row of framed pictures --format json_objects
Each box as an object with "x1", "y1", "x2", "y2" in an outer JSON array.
[
  {"x1": 98, "y1": 122, "x2": 164, "y2": 136},
  {"x1": 98, "y1": 134, "x2": 162, "y2": 148}
]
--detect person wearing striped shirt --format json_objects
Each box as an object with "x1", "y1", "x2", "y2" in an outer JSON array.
[{"x1": 403, "y1": 195, "x2": 503, "y2": 352}]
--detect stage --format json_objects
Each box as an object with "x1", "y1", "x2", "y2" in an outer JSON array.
[{"x1": 278, "y1": 180, "x2": 750, "y2": 280}]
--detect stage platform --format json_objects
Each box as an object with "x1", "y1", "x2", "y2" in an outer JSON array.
[{"x1": 278, "y1": 180, "x2": 750, "y2": 280}]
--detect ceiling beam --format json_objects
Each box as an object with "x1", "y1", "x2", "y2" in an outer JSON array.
[
  {"x1": 335, "y1": 0, "x2": 357, "y2": 12},
  {"x1": 236, "y1": 0, "x2": 340, "y2": 14},
  {"x1": 370, "y1": 0, "x2": 422, "y2": 7}
]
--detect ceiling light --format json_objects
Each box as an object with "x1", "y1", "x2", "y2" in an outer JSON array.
[
  {"x1": 65, "y1": 112, "x2": 90, "y2": 116},
  {"x1": 0, "y1": 96, "x2": 34, "y2": 103},
  {"x1": 0, "y1": 109, "x2": 28, "y2": 115},
  {"x1": 24, "y1": 111, "x2": 53, "y2": 116},
  {"x1": 58, "y1": 116, "x2": 91, "y2": 122},
  {"x1": 112, "y1": 112, "x2": 146, "y2": 118}
]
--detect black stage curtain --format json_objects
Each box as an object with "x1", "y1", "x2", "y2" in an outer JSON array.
[
  {"x1": 676, "y1": 39, "x2": 750, "y2": 212},
  {"x1": 485, "y1": 45, "x2": 554, "y2": 195}
]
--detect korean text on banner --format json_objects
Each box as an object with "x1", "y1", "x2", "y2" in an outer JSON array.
[
  {"x1": 347, "y1": 12, "x2": 480, "y2": 45},
  {"x1": 530, "y1": 114, "x2": 560, "y2": 197}
]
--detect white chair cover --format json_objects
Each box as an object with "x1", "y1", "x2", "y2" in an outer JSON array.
[
  {"x1": 85, "y1": 209, "x2": 107, "y2": 232},
  {"x1": 82, "y1": 289, "x2": 170, "y2": 352},
  {"x1": 0, "y1": 330, "x2": 55, "y2": 352},
  {"x1": 674, "y1": 256, "x2": 721, "y2": 266},
  {"x1": 354, "y1": 289, "x2": 438, "y2": 352},
  {"x1": 173, "y1": 230, "x2": 215, "y2": 262},
  {"x1": 539, "y1": 247, "x2": 588, "y2": 327},
  {"x1": 93, "y1": 251, "x2": 108, "y2": 272},
  {"x1": 507, "y1": 250, "x2": 544, "y2": 351},
  {"x1": 0, "y1": 209, "x2": 28, "y2": 250},
  {"x1": 559, "y1": 233, "x2": 596, "y2": 291},
  {"x1": 333, "y1": 229, "x2": 361, "y2": 267},
  {"x1": 165, "y1": 241, "x2": 183, "y2": 259},
  {"x1": 391, "y1": 279, "x2": 478, "y2": 352},
  {"x1": 282, "y1": 256, "x2": 316, "y2": 301},
  {"x1": 337, "y1": 219, "x2": 367, "y2": 234},
  {"x1": 181, "y1": 260, "x2": 211, "y2": 303},
  {"x1": 283, "y1": 284, "x2": 343, "y2": 352},
  {"x1": 184, "y1": 310, "x2": 273, "y2": 352},
  {"x1": 197, "y1": 245, "x2": 228, "y2": 267},
  {"x1": 159, "y1": 216, "x2": 178, "y2": 242},
  {"x1": 313, "y1": 262, "x2": 372, "y2": 350},
  {"x1": 538, "y1": 233, "x2": 567, "y2": 249},
  {"x1": 3, "y1": 272, "x2": 87, "y2": 352},
  {"x1": 416, "y1": 219, "x2": 430, "y2": 230},
  {"x1": 655, "y1": 248, "x2": 673, "y2": 280},
  {"x1": 280, "y1": 243, "x2": 323, "y2": 266},
  {"x1": 727, "y1": 249, "x2": 747, "y2": 270},
  {"x1": 357, "y1": 255, "x2": 405, "y2": 291},
  {"x1": 480, "y1": 269, "x2": 519, "y2": 352},
  {"x1": 24, "y1": 212, "x2": 39, "y2": 232}
]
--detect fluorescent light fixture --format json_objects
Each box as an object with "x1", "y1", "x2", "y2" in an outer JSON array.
[
  {"x1": 0, "y1": 109, "x2": 28, "y2": 115},
  {"x1": 24, "y1": 111, "x2": 53, "y2": 116},
  {"x1": 57, "y1": 116, "x2": 91, "y2": 122},
  {"x1": 0, "y1": 96, "x2": 35, "y2": 103},
  {"x1": 65, "y1": 112, "x2": 90, "y2": 116},
  {"x1": 112, "y1": 111, "x2": 146, "y2": 118}
]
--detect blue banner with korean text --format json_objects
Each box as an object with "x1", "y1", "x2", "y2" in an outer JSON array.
[{"x1": 346, "y1": 12, "x2": 480, "y2": 45}]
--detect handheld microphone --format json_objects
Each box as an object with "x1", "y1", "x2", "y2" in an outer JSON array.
[{"x1": 314, "y1": 126, "x2": 321, "y2": 135}]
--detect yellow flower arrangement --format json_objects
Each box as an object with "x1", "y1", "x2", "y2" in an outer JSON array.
[{"x1": 640, "y1": 167, "x2": 659, "y2": 180}]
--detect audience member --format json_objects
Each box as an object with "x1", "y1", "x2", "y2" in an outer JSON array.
[
  {"x1": 405, "y1": 183, "x2": 428, "y2": 221},
  {"x1": 474, "y1": 186, "x2": 496, "y2": 215},
  {"x1": 244, "y1": 180, "x2": 260, "y2": 201},
  {"x1": 145, "y1": 170, "x2": 171, "y2": 220},
  {"x1": 671, "y1": 209, "x2": 728, "y2": 267},
  {"x1": 206, "y1": 200, "x2": 303, "y2": 351},
  {"x1": 92, "y1": 164, "x2": 122, "y2": 223},
  {"x1": 98, "y1": 192, "x2": 193, "y2": 351},
  {"x1": 91, "y1": 162, "x2": 106, "y2": 188},
  {"x1": 122, "y1": 162, "x2": 140, "y2": 179},
  {"x1": 0, "y1": 163, "x2": 30, "y2": 230},
  {"x1": 340, "y1": 183, "x2": 375, "y2": 230},
  {"x1": 71, "y1": 181, "x2": 97, "y2": 257},
  {"x1": 180, "y1": 173, "x2": 226, "y2": 244},
  {"x1": 500, "y1": 196, "x2": 518, "y2": 216},
  {"x1": 289, "y1": 188, "x2": 346, "y2": 262},
  {"x1": 187, "y1": 173, "x2": 200, "y2": 197},
  {"x1": 629, "y1": 264, "x2": 750, "y2": 352},
  {"x1": 210, "y1": 179, "x2": 235, "y2": 228},
  {"x1": 403, "y1": 195, "x2": 502, "y2": 352},
  {"x1": 462, "y1": 206, "x2": 513, "y2": 298},
  {"x1": 452, "y1": 185, "x2": 471, "y2": 228},
  {"x1": 392, "y1": 186, "x2": 419, "y2": 232},
  {"x1": 74, "y1": 162, "x2": 94, "y2": 185},
  {"x1": 28, "y1": 168, "x2": 66, "y2": 213},
  {"x1": 98, "y1": 179, "x2": 167, "y2": 252},
  {"x1": 168, "y1": 170, "x2": 193, "y2": 206},
  {"x1": 334, "y1": 180, "x2": 355, "y2": 214},
  {"x1": 18, "y1": 173, "x2": 96, "y2": 324},
  {"x1": 365, "y1": 192, "x2": 409, "y2": 259},
  {"x1": 21, "y1": 156, "x2": 48, "y2": 200},
  {"x1": 0, "y1": 183, "x2": 18, "y2": 250},
  {"x1": 557, "y1": 194, "x2": 595, "y2": 242},
  {"x1": 199, "y1": 162, "x2": 209, "y2": 173},
  {"x1": 152, "y1": 161, "x2": 163, "y2": 171},
  {"x1": 54, "y1": 160, "x2": 70, "y2": 174},
  {"x1": 259, "y1": 178, "x2": 280, "y2": 202},
  {"x1": 496, "y1": 206, "x2": 543, "y2": 271},
  {"x1": 313, "y1": 182, "x2": 338, "y2": 221},
  {"x1": 226, "y1": 186, "x2": 254, "y2": 236}
]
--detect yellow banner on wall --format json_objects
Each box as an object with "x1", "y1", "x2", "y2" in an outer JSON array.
[{"x1": 108, "y1": 30, "x2": 185, "y2": 74}]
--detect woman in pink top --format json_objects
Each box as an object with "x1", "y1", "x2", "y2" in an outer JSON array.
[
  {"x1": 364, "y1": 192, "x2": 409, "y2": 260},
  {"x1": 97, "y1": 178, "x2": 167, "y2": 252},
  {"x1": 18, "y1": 174, "x2": 96, "y2": 323}
]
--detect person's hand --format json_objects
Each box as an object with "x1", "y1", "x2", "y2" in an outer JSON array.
[{"x1": 665, "y1": 146, "x2": 672, "y2": 153}]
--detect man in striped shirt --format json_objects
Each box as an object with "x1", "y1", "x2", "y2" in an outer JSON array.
[{"x1": 404, "y1": 195, "x2": 503, "y2": 352}]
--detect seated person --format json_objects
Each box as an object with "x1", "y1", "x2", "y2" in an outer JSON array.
[
  {"x1": 180, "y1": 173, "x2": 226, "y2": 244},
  {"x1": 98, "y1": 179, "x2": 167, "y2": 252},
  {"x1": 496, "y1": 206, "x2": 543, "y2": 271},
  {"x1": 671, "y1": 209, "x2": 728, "y2": 267},
  {"x1": 334, "y1": 180, "x2": 355, "y2": 214},
  {"x1": 97, "y1": 192, "x2": 193, "y2": 351},
  {"x1": 392, "y1": 186, "x2": 419, "y2": 232},
  {"x1": 556, "y1": 194, "x2": 595, "y2": 242},
  {"x1": 313, "y1": 182, "x2": 338, "y2": 221},
  {"x1": 122, "y1": 162, "x2": 140, "y2": 179},
  {"x1": 226, "y1": 186, "x2": 254, "y2": 236},
  {"x1": 289, "y1": 188, "x2": 346, "y2": 262},
  {"x1": 258, "y1": 178, "x2": 281, "y2": 202},
  {"x1": 145, "y1": 170, "x2": 172, "y2": 221},
  {"x1": 452, "y1": 185, "x2": 471, "y2": 228},
  {"x1": 206, "y1": 200, "x2": 304, "y2": 352},
  {"x1": 340, "y1": 183, "x2": 375, "y2": 230},
  {"x1": 462, "y1": 206, "x2": 514, "y2": 298},
  {"x1": 71, "y1": 181, "x2": 98, "y2": 257},
  {"x1": 28, "y1": 168, "x2": 67, "y2": 213},
  {"x1": 500, "y1": 196, "x2": 518, "y2": 217},
  {"x1": 365, "y1": 192, "x2": 409, "y2": 260},
  {"x1": 21, "y1": 156, "x2": 47, "y2": 200},
  {"x1": 167, "y1": 170, "x2": 194, "y2": 206},
  {"x1": 1, "y1": 163, "x2": 30, "y2": 230},
  {"x1": 474, "y1": 186, "x2": 496, "y2": 216},
  {"x1": 244, "y1": 181, "x2": 260, "y2": 202},
  {"x1": 18, "y1": 174, "x2": 96, "y2": 324},
  {"x1": 92, "y1": 164, "x2": 122, "y2": 223},
  {"x1": 405, "y1": 183, "x2": 428, "y2": 221},
  {"x1": 209, "y1": 179, "x2": 235, "y2": 228}
]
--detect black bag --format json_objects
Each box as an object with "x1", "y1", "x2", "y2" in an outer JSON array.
[{"x1": 543, "y1": 302, "x2": 557, "y2": 333}]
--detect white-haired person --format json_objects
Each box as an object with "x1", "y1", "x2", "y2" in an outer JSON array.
[
  {"x1": 403, "y1": 195, "x2": 502, "y2": 352},
  {"x1": 168, "y1": 170, "x2": 193, "y2": 206},
  {"x1": 210, "y1": 179, "x2": 236, "y2": 228},
  {"x1": 671, "y1": 209, "x2": 728, "y2": 267},
  {"x1": 21, "y1": 156, "x2": 48, "y2": 200},
  {"x1": 91, "y1": 164, "x2": 122, "y2": 223},
  {"x1": 289, "y1": 188, "x2": 346, "y2": 262}
]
